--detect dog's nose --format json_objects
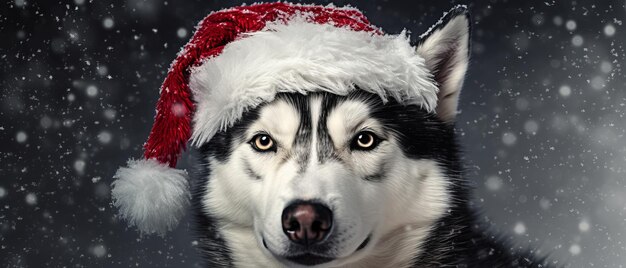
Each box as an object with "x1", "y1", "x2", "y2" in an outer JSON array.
[{"x1": 281, "y1": 201, "x2": 333, "y2": 245}]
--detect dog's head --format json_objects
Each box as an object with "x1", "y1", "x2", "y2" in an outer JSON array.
[{"x1": 195, "y1": 8, "x2": 470, "y2": 268}]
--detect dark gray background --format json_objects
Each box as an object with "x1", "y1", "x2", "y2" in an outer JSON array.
[{"x1": 1, "y1": 0, "x2": 625, "y2": 267}]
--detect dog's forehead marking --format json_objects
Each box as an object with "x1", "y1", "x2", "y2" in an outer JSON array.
[
  {"x1": 307, "y1": 96, "x2": 323, "y2": 165},
  {"x1": 250, "y1": 94, "x2": 386, "y2": 171},
  {"x1": 289, "y1": 94, "x2": 317, "y2": 172}
]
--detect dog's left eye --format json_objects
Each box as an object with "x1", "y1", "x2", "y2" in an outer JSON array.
[
  {"x1": 351, "y1": 131, "x2": 381, "y2": 151},
  {"x1": 250, "y1": 134, "x2": 276, "y2": 152}
]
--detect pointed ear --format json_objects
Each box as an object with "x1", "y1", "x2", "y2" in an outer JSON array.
[{"x1": 416, "y1": 6, "x2": 470, "y2": 123}]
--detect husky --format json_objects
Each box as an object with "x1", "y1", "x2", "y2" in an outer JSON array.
[{"x1": 188, "y1": 6, "x2": 550, "y2": 268}]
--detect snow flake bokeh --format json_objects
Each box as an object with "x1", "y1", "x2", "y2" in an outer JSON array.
[{"x1": 1, "y1": 0, "x2": 625, "y2": 267}]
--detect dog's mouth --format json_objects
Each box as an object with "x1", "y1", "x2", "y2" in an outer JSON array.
[
  {"x1": 263, "y1": 234, "x2": 371, "y2": 266},
  {"x1": 355, "y1": 234, "x2": 371, "y2": 251}
]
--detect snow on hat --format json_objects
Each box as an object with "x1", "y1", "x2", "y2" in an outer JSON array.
[{"x1": 111, "y1": 2, "x2": 439, "y2": 235}]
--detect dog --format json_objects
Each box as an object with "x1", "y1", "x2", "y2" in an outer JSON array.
[{"x1": 186, "y1": 6, "x2": 550, "y2": 268}]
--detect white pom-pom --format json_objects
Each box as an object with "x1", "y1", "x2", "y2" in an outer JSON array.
[{"x1": 111, "y1": 158, "x2": 190, "y2": 235}]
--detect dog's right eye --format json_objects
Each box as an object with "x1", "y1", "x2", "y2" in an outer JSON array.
[{"x1": 250, "y1": 134, "x2": 276, "y2": 152}]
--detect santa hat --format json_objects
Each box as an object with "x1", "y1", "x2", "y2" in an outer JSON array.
[{"x1": 111, "y1": 2, "x2": 446, "y2": 235}]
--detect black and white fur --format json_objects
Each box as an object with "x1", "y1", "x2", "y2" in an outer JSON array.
[{"x1": 191, "y1": 6, "x2": 551, "y2": 268}]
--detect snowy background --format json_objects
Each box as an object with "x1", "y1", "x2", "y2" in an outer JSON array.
[{"x1": 1, "y1": 0, "x2": 625, "y2": 267}]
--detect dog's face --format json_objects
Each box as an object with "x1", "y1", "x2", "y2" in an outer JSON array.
[
  {"x1": 194, "y1": 8, "x2": 470, "y2": 268},
  {"x1": 201, "y1": 92, "x2": 455, "y2": 267}
]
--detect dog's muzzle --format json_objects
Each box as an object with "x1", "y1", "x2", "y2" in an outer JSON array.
[{"x1": 264, "y1": 200, "x2": 371, "y2": 266}]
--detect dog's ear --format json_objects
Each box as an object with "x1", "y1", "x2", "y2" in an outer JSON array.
[{"x1": 416, "y1": 6, "x2": 470, "y2": 123}]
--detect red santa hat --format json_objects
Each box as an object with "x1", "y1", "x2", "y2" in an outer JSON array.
[{"x1": 111, "y1": 2, "x2": 443, "y2": 235}]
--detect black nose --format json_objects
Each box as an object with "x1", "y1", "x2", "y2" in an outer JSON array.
[{"x1": 281, "y1": 201, "x2": 333, "y2": 245}]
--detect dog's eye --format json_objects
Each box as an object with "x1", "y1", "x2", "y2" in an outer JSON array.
[
  {"x1": 351, "y1": 131, "x2": 381, "y2": 151},
  {"x1": 250, "y1": 134, "x2": 276, "y2": 152}
]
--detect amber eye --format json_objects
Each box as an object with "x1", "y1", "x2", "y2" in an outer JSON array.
[
  {"x1": 351, "y1": 131, "x2": 381, "y2": 151},
  {"x1": 251, "y1": 134, "x2": 276, "y2": 152}
]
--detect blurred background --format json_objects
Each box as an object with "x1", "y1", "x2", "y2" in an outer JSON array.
[{"x1": 1, "y1": 0, "x2": 625, "y2": 267}]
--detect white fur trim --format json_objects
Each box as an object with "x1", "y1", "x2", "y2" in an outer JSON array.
[
  {"x1": 111, "y1": 158, "x2": 190, "y2": 235},
  {"x1": 189, "y1": 17, "x2": 438, "y2": 146}
]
